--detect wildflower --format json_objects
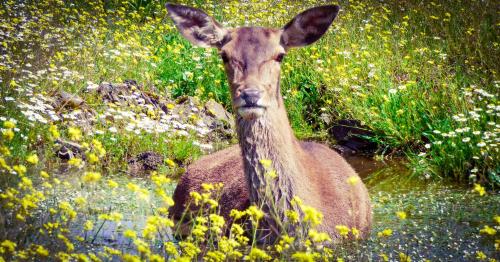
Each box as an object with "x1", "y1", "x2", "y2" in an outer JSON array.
[
  {"x1": 205, "y1": 250, "x2": 226, "y2": 262},
  {"x1": 87, "y1": 153, "x2": 99, "y2": 164},
  {"x1": 259, "y1": 159, "x2": 272, "y2": 168},
  {"x1": 247, "y1": 205, "x2": 264, "y2": 222},
  {"x1": 82, "y1": 172, "x2": 101, "y2": 183},
  {"x1": 266, "y1": 170, "x2": 278, "y2": 179},
  {"x1": 347, "y1": 176, "x2": 360, "y2": 185},
  {"x1": 399, "y1": 252, "x2": 411, "y2": 262},
  {"x1": 124, "y1": 229, "x2": 137, "y2": 239},
  {"x1": 476, "y1": 251, "x2": 487, "y2": 260},
  {"x1": 1, "y1": 240, "x2": 16, "y2": 253},
  {"x1": 26, "y1": 154, "x2": 39, "y2": 164},
  {"x1": 245, "y1": 247, "x2": 271, "y2": 261},
  {"x1": 303, "y1": 205, "x2": 323, "y2": 226},
  {"x1": 13, "y1": 164, "x2": 27, "y2": 175},
  {"x1": 396, "y1": 211, "x2": 407, "y2": 220},
  {"x1": 40, "y1": 171, "x2": 50, "y2": 179},
  {"x1": 49, "y1": 125, "x2": 60, "y2": 139},
  {"x1": 2, "y1": 129, "x2": 14, "y2": 140},
  {"x1": 335, "y1": 225, "x2": 350, "y2": 237},
  {"x1": 3, "y1": 120, "x2": 16, "y2": 129},
  {"x1": 35, "y1": 245, "x2": 49, "y2": 257},
  {"x1": 351, "y1": 227, "x2": 360, "y2": 239},
  {"x1": 308, "y1": 229, "x2": 331, "y2": 242},
  {"x1": 164, "y1": 241, "x2": 179, "y2": 257},
  {"x1": 286, "y1": 210, "x2": 300, "y2": 224},
  {"x1": 291, "y1": 252, "x2": 315, "y2": 262},
  {"x1": 179, "y1": 241, "x2": 201, "y2": 258},
  {"x1": 83, "y1": 220, "x2": 94, "y2": 231},
  {"x1": 68, "y1": 127, "x2": 82, "y2": 141},
  {"x1": 377, "y1": 228, "x2": 393, "y2": 237},
  {"x1": 165, "y1": 158, "x2": 176, "y2": 167},
  {"x1": 67, "y1": 157, "x2": 83, "y2": 168},
  {"x1": 494, "y1": 215, "x2": 500, "y2": 225},
  {"x1": 474, "y1": 183, "x2": 486, "y2": 196},
  {"x1": 479, "y1": 225, "x2": 496, "y2": 235}
]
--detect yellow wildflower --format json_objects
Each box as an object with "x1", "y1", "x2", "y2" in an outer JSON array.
[
  {"x1": 49, "y1": 124, "x2": 60, "y2": 139},
  {"x1": 68, "y1": 127, "x2": 82, "y2": 141},
  {"x1": 165, "y1": 158, "x2": 176, "y2": 167},
  {"x1": 480, "y1": 225, "x2": 497, "y2": 236},
  {"x1": 83, "y1": 220, "x2": 93, "y2": 231},
  {"x1": 26, "y1": 154, "x2": 39, "y2": 165},
  {"x1": 3, "y1": 120, "x2": 15, "y2": 129},
  {"x1": 246, "y1": 247, "x2": 271, "y2": 261},
  {"x1": 396, "y1": 211, "x2": 407, "y2": 220},
  {"x1": 347, "y1": 176, "x2": 360, "y2": 185},
  {"x1": 82, "y1": 172, "x2": 101, "y2": 183},
  {"x1": 335, "y1": 225, "x2": 350, "y2": 237},
  {"x1": 377, "y1": 228, "x2": 393, "y2": 237},
  {"x1": 2, "y1": 129, "x2": 14, "y2": 140},
  {"x1": 1, "y1": 240, "x2": 16, "y2": 253},
  {"x1": 259, "y1": 159, "x2": 272, "y2": 168},
  {"x1": 474, "y1": 183, "x2": 486, "y2": 196}
]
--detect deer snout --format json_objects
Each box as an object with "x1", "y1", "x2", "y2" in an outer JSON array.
[{"x1": 240, "y1": 88, "x2": 262, "y2": 107}]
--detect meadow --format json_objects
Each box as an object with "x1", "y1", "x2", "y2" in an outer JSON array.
[{"x1": 0, "y1": 0, "x2": 498, "y2": 261}]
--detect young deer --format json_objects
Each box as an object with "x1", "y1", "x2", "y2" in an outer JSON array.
[{"x1": 166, "y1": 4, "x2": 372, "y2": 241}]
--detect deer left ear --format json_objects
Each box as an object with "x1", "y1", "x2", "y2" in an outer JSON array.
[
  {"x1": 166, "y1": 3, "x2": 228, "y2": 48},
  {"x1": 281, "y1": 5, "x2": 339, "y2": 48}
]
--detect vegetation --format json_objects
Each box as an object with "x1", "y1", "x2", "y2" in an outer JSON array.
[{"x1": 0, "y1": 0, "x2": 498, "y2": 261}]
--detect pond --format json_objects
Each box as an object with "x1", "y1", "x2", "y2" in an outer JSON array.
[{"x1": 68, "y1": 154, "x2": 499, "y2": 261}]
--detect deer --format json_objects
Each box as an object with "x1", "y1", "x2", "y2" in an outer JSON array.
[{"x1": 166, "y1": 3, "x2": 372, "y2": 242}]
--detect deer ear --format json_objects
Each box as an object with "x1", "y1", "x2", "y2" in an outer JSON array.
[
  {"x1": 281, "y1": 5, "x2": 339, "y2": 48},
  {"x1": 166, "y1": 4, "x2": 228, "y2": 48}
]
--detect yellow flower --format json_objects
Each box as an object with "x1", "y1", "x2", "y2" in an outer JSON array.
[
  {"x1": 49, "y1": 125, "x2": 60, "y2": 139},
  {"x1": 40, "y1": 171, "x2": 50, "y2": 179},
  {"x1": 347, "y1": 176, "x2": 360, "y2": 185},
  {"x1": 3, "y1": 120, "x2": 16, "y2": 129},
  {"x1": 2, "y1": 129, "x2": 14, "y2": 140},
  {"x1": 87, "y1": 153, "x2": 99, "y2": 164},
  {"x1": 265, "y1": 170, "x2": 278, "y2": 179},
  {"x1": 494, "y1": 215, "x2": 500, "y2": 225},
  {"x1": 35, "y1": 245, "x2": 49, "y2": 257},
  {"x1": 377, "y1": 228, "x2": 393, "y2": 237},
  {"x1": 82, "y1": 171, "x2": 101, "y2": 183},
  {"x1": 245, "y1": 247, "x2": 271, "y2": 261},
  {"x1": 68, "y1": 127, "x2": 82, "y2": 141},
  {"x1": 291, "y1": 252, "x2": 314, "y2": 262},
  {"x1": 259, "y1": 159, "x2": 272, "y2": 169},
  {"x1": 396, "y1": 211, "x2": 407, "y2": 220},
  {"x1": 108, "y1": 179, "x2": 118, "y2": 189},
  {"x1": 476, "y1": 251, "x2": 487, "y2": 260},
  {"x1": 13, "y1": 165, "x2": 27, "y2": 175},
  {"x1": 67, "y1": 157, "x2": 83, "y2": 168},
  {"x1": 336, "y1": 225, "x2": 350, "y2": 237},
  {"x1": 480, "y1": 225, "x2": 497, "y2": 236},
  {"x1": 303, "y1": 205, "x2": 323, "y2": 226},
  {"x1": 84, "y1": 220, "x2": 94, "y2": 231},
  {"x1": 124, "y1": 229, "x2": 137, "y2": 239},
  {"x1": 246, "y1": 205, "x2": 264, "y2": 222},
  {"x1": 165, "y1": 158, "x2": 176, "y2": 167},
  {"x1": 474, "y1": 183, "x2": 486, "y2": 196},
  {"x1": 26, "y1": 154, "x2": 39, "y2": 164},
  {"x1": 399, "y1": 252, "x2": 411, "y2": 262},
  {"x1": 1, "y1": 240, "x2": 16, "y2": 253}
]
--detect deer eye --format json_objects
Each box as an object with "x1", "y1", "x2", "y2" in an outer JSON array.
[
  {"x1": 275, "y1": 53, "x2": 285, "y2": 62},
  {"x1": 220, "y1": 52, "x2": 229, "y2": 63}
]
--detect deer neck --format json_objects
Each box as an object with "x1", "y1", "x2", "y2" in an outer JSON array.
[{"x1": 236, "y1": 95, "x2": 303, "y2": 223}]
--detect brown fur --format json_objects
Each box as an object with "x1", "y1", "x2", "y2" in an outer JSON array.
[{"x1": 166, "y1": 4, "x2": 372, "y2": 241}]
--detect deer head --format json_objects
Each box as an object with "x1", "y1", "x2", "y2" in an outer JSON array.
[{"x1": 166, "y1": 4, "x2": 339, "y2": 121}]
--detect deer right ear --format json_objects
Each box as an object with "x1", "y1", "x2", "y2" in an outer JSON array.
[
  {"x1": 281, "y1": 5, "x2": 339, "y2": 48},
  {"x1": 166, "y1": 4, "x2": 228, "y2": 48}
]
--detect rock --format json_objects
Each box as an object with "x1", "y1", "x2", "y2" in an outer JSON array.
[
  {"x1": 205, "y1": 99, "x2": 235, "y2": 129},
  {"x1": 55, "y1": 139, "x2": 84, "y2": 160},
  {"x1": 329, "y1": 119, "x2": 378, "y2": 153},
  {"x1": 56, "y1": 91, "x2": 84, "y2": 109},
  {"x1": 127, "y1": 151, "x2": 164, "y2": 176}
]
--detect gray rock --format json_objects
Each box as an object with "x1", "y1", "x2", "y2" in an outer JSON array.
[{"x1": 127, "y1": 151, "x2": 164, "y2": 176}]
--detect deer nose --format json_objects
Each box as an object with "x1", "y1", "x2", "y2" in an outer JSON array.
[{"x1": 240, "y1": 88, "x2": 262, "y2": 106}]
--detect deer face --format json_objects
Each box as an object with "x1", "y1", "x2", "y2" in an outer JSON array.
[{"x1": 166, "y1": 4, "x2": 339, "y2": 120}]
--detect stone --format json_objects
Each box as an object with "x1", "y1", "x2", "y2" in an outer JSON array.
[
  {"x1": 127, "y1": 151, "x2": 164, "y2": 176},
  {"x1": 329, "y1": 119, "x2": 378, "y2": 153}
]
